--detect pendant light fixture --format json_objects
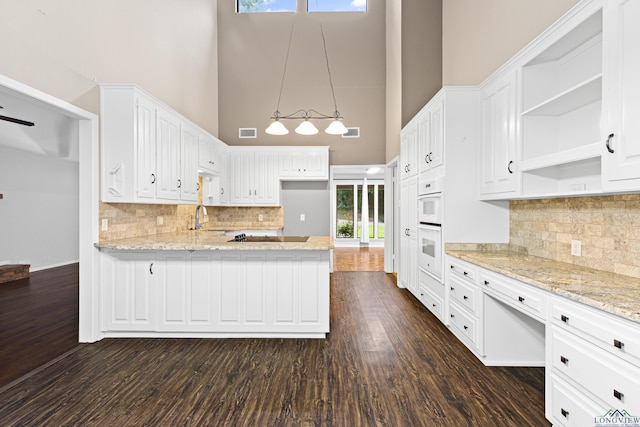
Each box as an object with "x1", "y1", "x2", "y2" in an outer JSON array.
[{"x1": 265, "y1": 14, "x2": 348, "y2": 136}]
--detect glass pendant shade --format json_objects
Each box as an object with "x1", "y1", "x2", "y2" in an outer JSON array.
[
  {"x1": 265, "y1": 120, "x2": 289, "y2": 135},
  {"x1": 295, "y1": 120, "x2": 319, "y2": 135},
  {"x1": 325, "y1": 119, "x2": 348, "y2": 135}
]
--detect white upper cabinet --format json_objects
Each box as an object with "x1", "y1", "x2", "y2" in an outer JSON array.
[
  {"x1": 602, "y1": 0, "x2": 640, "y2": 189},
  {"x1": 479, "y1": 70, "x2": 518, "y2": 198},
  {"x1": 155, "y1": 106, "x2": 182, "y2": 201},
  {"x1": 228, "y1": 148, "x2": 279, "y2": 206},
  {"x1": 278, "y1": 147, "x2": 329, "y2": 180},
  {"x1": 179, "y1": 123, "x2": 200, "y2": 203},
  {"x1": 101, "y1": 84, "x2": 205, "y2": 205},
  {"x1": 477, "y1": 0, "x2": 640, "y2": 199},
  {"x1": 400, "y1": 121, "x2": 418, "y2": 180},
  {"x1": 418, "y1": 95, "x2": 444, "y2": 175},
  {"x1": 519, "y1": 5, "x2": 603, "y2": 198},
  {"x1": 198, "y1": 132, "x2": 226, "y2": 176}
]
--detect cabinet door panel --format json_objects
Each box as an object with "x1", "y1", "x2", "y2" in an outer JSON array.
[
  {"x1": 603, "y1": 0, "x2": 640, "y2": 185},
  {"x1": 180, "y1": 125, "x2": 199, "y2": 202},
  {"x1": 219, "y1": 255, "x2": 242, "y2": 323},
  {"x1": 245, "y1": 255, "x2": 266, "y2": 323},
  {"x1": 102, "y1": 252, "x2": 156, "y2": 331},
  {"x1": 274, "y1": 255, "x2": 296, "y2": 324},
  {"x1": 254, "y1": 151, "x2": 279, "y2": 205},
  {"x1": 480, "y1": 72, "x2": 517, "y2": 195},
  {"x1": 135, "y1": 97, "x2": 156, "y2": 199},
  {"x1": 429, "y1": 97, "x2": 444, "y2": 169},
  {"x1": 156, "y1": 109, "x2": 181, "y2": 200}
]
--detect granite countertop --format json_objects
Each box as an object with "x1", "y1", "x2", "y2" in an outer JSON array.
[
  {"x1": 446, "y1": 247, "x2": 640, "y2": 325},
  {"x1": 95, "y1": 232, "x2": 333, "y2": 251}
]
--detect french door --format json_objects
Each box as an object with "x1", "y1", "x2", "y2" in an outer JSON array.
[{"x1": 335, "y1": 180, "x2": 384, "y2": 244}]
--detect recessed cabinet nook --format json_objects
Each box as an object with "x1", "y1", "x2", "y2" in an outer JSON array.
[
  {"x1": 100, "y1": 84, "x2": 329, "y2": 207},
  {"x1": 399, "y1": 0, "x2": 640, "y2": 425}
]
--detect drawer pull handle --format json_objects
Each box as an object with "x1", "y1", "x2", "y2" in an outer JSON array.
[
  {"x1": 614, "y1": 339, "x2": 624, "y2": 349},
  {"x1": 560, "y1": 356, "x2": 569, "y2": 365},
  {"x1": 614, "y1": 389, "x2": 623, "y2": 401},
  {"x1": 561, "y1": 408, "x2": 569, "y2": 418},
  {"x1": 149, "y1": 263, "x2": 154, "y2": 275},
  {"x1": 463, "y1": 295, "x2": 469, "y2": 300},
  {"x1": 561, "y1": 314, "x2": 569, "y2": 323},
  {"x1": 518, "y1": 296, "x2": 525, "y2": 302}
]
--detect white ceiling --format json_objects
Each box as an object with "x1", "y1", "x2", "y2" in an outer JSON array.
[{"x1": 0, "y1": 87, "x2": 79, "y2": 161}]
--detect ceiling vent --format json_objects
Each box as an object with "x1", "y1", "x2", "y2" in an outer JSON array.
[
  {"x1": 342, "y1": 127, "x2": 360, "y2": 138},
  {"x1": 239, "y1": 128, "x2": 257, "y2": 138}
]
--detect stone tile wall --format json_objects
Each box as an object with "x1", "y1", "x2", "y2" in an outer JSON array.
[
  {"x1": 99, "y1": 203, "x2": 284, "y2": 241},
  {"x1": 510, "y1": 194, "x2": 640, "y2": 278}
]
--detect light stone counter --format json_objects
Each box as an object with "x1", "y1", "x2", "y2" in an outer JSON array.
[
  {"x1": 446, "y1": 247, "x2": 640, "y2": 325},
  {"x1": 95, "y1": 232, "x2": 333, "y2": 251}
]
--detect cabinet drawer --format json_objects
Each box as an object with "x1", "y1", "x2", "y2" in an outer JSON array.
[
  {"x1": 418, "y1": 285, "x2": 444, "y2": 322},
  {"x1": 449, "y1": 275, "x2": 478, "y2": 315},
  {"x1": 449, "y1": 302, "x2": 478, "y2": 349},
  {"x1": 448, "y1": 258, "x2": 477, "y2": 284},
  {"x1": 549, "y1": 374, "x2": 605, "y2": 427},
  {"x1": 551, "y1": 328, "x2": 640, "y2": 409},
  {"x1": 552, "y1": 297, "x2": 640, "y2": 367},
  {"x1": 480, "y1": 271, "x2": 547, "y2": 321},
  {"x1": 420, "y1": 269, "x2": 445, "y2": 300}
]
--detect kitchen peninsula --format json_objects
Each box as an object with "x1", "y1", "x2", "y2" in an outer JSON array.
[{"x1": 95, "y1": 233, "x2": 333, "y2": 339}]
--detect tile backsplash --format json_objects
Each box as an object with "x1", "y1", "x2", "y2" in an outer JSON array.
[
  {"x1": 510, "y1": 194, "x2": 640, "y2": 278},
  {"x1": 99, "y1": 203, "x2": 284, "y2": 241}
]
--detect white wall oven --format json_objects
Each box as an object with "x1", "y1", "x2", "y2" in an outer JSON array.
[{"x1": 418, "y1": 189, "x2": 443, "y2": 281}]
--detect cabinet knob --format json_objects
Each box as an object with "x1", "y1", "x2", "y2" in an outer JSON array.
[
  {"x1": 507, "y1": 160, "x2": 514, "y2": 174},
  {"x1": 561, "y1": 408, "x2": 569, "y2": 418},
  {"x1": 606, "y1": 133, "x2": 615, "y2": 154},
  {"x1": 561, "y1": 314, "x2": 569, "y2": 323},
  {"x1": 463, "y1": 271, "x2": 468, "y2": 276},
  {"x1": 483, "y1": 280, "x2": 489, "y2": 286},
  {"x1": 614, "y1": 389, "x2": 624, "y2": 401},
  {"x1": 463, "y1": 295, "x2": 469, "y2": 300},
  {"x1": 560, "y1": 356, "x2": 569, "y2": 365},
  {"x1": 518, "y1": 296, "x2": 525, "y2": 303},
  {"x1": 614, "y1": 339, "x2": 624, "y2": 349},
  {"x1": 450, "y1": 265, "x2": 455, "y2": 270},
  {"x1": 463, "y1": 325, "x2": 468, "y2": 330},
  {"x1": 432, "y1": 303, "x2": 436, "y2": 307},
  {"x1": 450, "y1": 314, "x2": 455, "y2": 318},
  {"x1": 450, "y1": 286, "x2": 455, "y2": 291}
]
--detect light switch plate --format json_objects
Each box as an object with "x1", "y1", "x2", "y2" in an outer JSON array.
[
  {"x1": 571, "y1": 240, "x2": 582, "y2": 257},
  {"x1": 300, "y1": 214, "x2": 305, "y2": 221},
  {"x1": 101, "y1": 218, "x2": 108, "y2": 231}
]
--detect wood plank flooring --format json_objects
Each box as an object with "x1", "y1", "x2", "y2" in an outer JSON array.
[
  {"x1": 334, "y1": 247, "x2": 384, "y2": 271},
  {"x1": 0, "y1": 263, "x2": 79, "y2": 387},
  {"x1": 0, "y1": 272, "x2": 549, "y2": 426}
]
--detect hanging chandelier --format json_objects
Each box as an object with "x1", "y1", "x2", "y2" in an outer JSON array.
[{"x1": 265, "y1": 15, "x2": 348, "y2": 136}]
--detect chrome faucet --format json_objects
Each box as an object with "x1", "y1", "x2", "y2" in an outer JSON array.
[{"x1": 194, "y1": 204, "x2": 208, "y2": 230}]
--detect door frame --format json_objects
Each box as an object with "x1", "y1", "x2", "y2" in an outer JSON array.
[{"x1": 0, "y1": 74, "x2": 100, "y2": 342}]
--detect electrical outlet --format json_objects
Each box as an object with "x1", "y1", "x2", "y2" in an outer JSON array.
[
  {"x1": 258, "y1": 214, "x2": 264, "y2": 222},
  {"x1": 300, "y1": 214, "x2": 305, "y2": 221},
  {"x1": 157, "y1": 216, "x2": 164, "y2": 226},
  {"x1": 101, "y1": 218, "x2": 109, "y2": 231},
  {"x1": 571, "y1": 240, "x2": 582, "y2": 257}
]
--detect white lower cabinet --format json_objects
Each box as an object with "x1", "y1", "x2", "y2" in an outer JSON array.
[
  {"x1": 418, "y1": 269, "x2": 445, "y2": 322},
  {"x1": 446, "y1": 254, "x2": 640, "y2": 426},
  {"x1": 101, "y1": 250, "x2": 329, "y2": 337},
  {"x1": 547, "y1": 295, "x2": 640, "y2": 425},
  {"x1": 102, "y1": 251, "x2": 157, "y2": 331}
]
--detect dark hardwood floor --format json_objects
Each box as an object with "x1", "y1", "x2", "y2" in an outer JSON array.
[
  {"x1": 0, "y1": 263, "x2": 79, "y2": 388},
  {"x1": 0, "y1": 271, "x2": 548, "y2": 426}
]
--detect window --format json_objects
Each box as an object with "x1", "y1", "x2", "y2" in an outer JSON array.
[
  {"x1": 335, "y1": 180, "x2": 383, "y2": 240},
  {"x1": 237, "y1": 0, "x2": 296, "y2": 13},
  {"x1": 308, "y1": 0, "x2": 367, "y2": 12}
]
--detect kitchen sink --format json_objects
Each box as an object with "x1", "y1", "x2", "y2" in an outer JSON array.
[{"x1": 228, "y1": 235, "x2": 310, "y2": 243}]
